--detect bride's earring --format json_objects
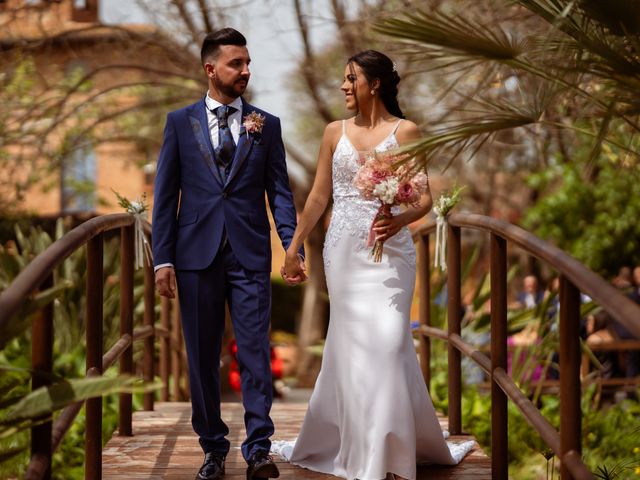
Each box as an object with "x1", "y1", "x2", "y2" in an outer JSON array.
[{"x1": 370, "y1": 89, "x2": 376, "y2": 95}]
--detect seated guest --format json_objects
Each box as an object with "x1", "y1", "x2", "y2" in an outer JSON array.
[
  {"x1": 611, "y1": 266, "x2": 640, "y2": 379},
  {"x1": 612, "y1": 265, "x2": 633, "y2": 290},
  {"x1": 516, "y1": 274, "x2": 544, "y2": 309},
  {"x1": 586, "y1": 310, "x2": 622, "y2": 380},
  {"x1": 631, "y1": 266, "x2": 640, "y2": 302}
]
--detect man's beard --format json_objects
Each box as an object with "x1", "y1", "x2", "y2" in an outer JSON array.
[{"x1": 216, "y1": 77, "x2": 248, "y2": 98}]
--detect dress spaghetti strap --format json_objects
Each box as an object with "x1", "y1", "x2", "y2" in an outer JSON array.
[{"x1": 391, "y1": 119, "x2": 403, "y2": 135}]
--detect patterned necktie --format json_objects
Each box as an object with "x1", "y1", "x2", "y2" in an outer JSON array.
[{"x1": 215, "y1": 105, "x2": 237, "y2": 180}]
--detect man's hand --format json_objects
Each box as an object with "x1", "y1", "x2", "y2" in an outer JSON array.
[{"x1": 155, "y1": 267, "x2": 177, "y2": 298}]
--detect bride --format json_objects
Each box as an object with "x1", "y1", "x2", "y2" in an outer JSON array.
[{"x1": 278, "y1": 50, "x2": 473, "y2": 480}]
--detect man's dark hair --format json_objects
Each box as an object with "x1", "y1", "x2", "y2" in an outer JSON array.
[{"x1": 200, "y1": 28, "x2": 247, "y2": 65}]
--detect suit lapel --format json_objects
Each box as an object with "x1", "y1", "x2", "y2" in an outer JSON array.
[
  {"x1": 224, "y1": 99, "x2": 255, "y2": 188},
  {"x1": 187, "y1": 99, "x2": 223, "y2": 187}
]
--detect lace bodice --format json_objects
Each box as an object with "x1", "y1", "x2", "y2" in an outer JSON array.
[{"x1": 324, "y1": 120, "x2": 414, "y2": 264}]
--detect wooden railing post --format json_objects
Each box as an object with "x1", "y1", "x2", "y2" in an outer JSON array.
[
  {"x1": 160, "y1": 296, "x2": 171, "y2": 401},
  {"x1": 143, "y1": 260, "x2": 155, "y2": 411},
  {"x1": 447, "y1": 224, "x2": 462, "y2": 434},
  {"x1": 30, "y1": 273, "x2": 53, "y2": 480},
  {"x1": 119, "y1": 226, "x2": 134, "y2": 436},
  {"x1": 490, "y1": 234, "x2": 508, "y2": 480},
  {"x1": 86, "y1": 233, "x2": 103, "y2": 480},
  {"x1": 417, "y1": 233, "x2": 431, "y2": 389},
  {"x1": 560, "y1": 276, "x2": 581, "y2": 480}
]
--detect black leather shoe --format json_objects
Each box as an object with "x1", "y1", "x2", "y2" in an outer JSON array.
[
  {"x1": 246, "y1": 450, "x2": 279, "y2": 479},
  {"x1": 196, "y1": 452, "x2": 225, "y2": 480}
]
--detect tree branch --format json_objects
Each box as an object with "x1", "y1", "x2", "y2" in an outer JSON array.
[
  {"x1": 170, "y1": 0, "x2": 203, "y2": 44},
  {"x1": 330, "y1": 0, "x2": 357, "y2": 55},
  {"x1": 196, "y1": 0, "x2": 215, "y2": 33},
  {"x1": 293, "y1": 0, "x2": 335, "y2": 124}
]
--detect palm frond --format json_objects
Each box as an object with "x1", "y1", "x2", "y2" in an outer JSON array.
[
  {"x1": 377, "y1": 1, "x2": 640, "y2": 164},
  {"x1": 594, "y1": 457, "x2": 640, "y2": 479},
  {"x1": 518, "y1": 0, "x2": 640, "y2": 77},
  {"x1": 0, "y1": 445, "x2": 27, "y2": 465},
  {"x1": 374, "y1": 6, "x2": 611, "y2": 113},
  {"x1": 399, "y1": 97, "x2": 544, "y2": 168},
  {"x1": 0, "y1": 375, "x2": 159, "y2": 438},
  {"x1": 375, "y1": 8, "x2": 525, "y2": 65},
  {"x1": 0, "y1": 280, "x2": 73, "y2": 351}
]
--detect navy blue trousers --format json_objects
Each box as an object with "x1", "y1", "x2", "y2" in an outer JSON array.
[{"x1": 176, "y1": 242, "x2": 274, "y2": 461}]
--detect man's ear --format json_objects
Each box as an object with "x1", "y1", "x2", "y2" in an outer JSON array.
[{"x1": 204, "y1": 62, "x2": 215, "y2": 78}]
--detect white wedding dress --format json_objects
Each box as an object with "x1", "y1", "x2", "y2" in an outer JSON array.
[{"x1": 272, "y1": 120, "x2": 474, "y2": 480}]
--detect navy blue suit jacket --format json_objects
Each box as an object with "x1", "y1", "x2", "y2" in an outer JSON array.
[{"x1": 152, "y1": 97, "x2": 299, "y2": 272}]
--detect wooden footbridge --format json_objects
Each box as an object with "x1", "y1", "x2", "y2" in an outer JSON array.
[
  {"x1": 102, "y1": 402, "x2": 489, "y2": 479},
  {"x1": 1, "y1": 213, "x2": 639, "y2": 479}
]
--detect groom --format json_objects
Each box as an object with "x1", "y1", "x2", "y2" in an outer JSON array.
[{"x1": 152, "y1": 28, "x2": 304, "y2": 480}]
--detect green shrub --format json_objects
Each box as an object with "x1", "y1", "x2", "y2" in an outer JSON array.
[{"x1": 0, "y1": 219, "x2": 153, "y2": 479}]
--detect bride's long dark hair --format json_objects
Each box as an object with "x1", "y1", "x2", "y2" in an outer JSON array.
[{"x1": 348, "y1": 50, "x2": 404, "y2": 119}]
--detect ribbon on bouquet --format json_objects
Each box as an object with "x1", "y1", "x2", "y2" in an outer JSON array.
[
  {"x1": 433, "y1": 213, "x2": 447, "y2": 271},
  {"x1": 133, "y1": 212, "x2": 153, "y2": 270}
]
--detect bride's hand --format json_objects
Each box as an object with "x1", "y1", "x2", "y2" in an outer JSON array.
[
  {"x1": 281, "y1": 251, "x2": 307, "y2": 286},
  {"x1": 373, "y1": 213, "x2": 404, "y2": 242}
]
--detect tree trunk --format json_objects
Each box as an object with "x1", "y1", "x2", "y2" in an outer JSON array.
[{"x1": 295, "y1": 217, "x2": 329, "y2": 387}]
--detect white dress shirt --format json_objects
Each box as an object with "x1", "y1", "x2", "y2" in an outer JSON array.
[{"x1": 154, "y1": 93, "x2": 243, "y2": 273}]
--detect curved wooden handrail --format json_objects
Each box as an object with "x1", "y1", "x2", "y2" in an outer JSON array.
[
  {"x1": 413, "y1": 212, "x2": 640, "y2": 338},
  {"x1": 0, "y1": 213, "x2": 186, "y2": 480},
  {"x1": 6, "y1": 211, "x2": 637, "y2": 479},
  {"x1": 0, "y1": 214, "x2": 148, "y2": 329},
  {"x1": 412, "y1": 212, "x2": 640, "y2": 480}
]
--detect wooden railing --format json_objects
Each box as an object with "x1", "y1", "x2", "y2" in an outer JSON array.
[
  {"x1": 3, "y1": 212, "x2": 639, "y2": 479},
  {"x1": 414, "y1": 213, "x2": 640, "y2": 480},
  {"x1": 0, "y1": 214, "x2": 187, "y2": 480}
]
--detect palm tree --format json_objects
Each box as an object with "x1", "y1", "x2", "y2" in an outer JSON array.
[{"x1": 375, "y1": 0, "x2": 640, "y2": 166}]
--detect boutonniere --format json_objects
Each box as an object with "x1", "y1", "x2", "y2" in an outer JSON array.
[{"x1": 242, "y1": 111, "x2": 265, "y2": 135}]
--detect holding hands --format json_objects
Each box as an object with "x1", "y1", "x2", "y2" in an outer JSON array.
[{"x1": 281, "y1": 251, "x2": 307, "y2": 286}]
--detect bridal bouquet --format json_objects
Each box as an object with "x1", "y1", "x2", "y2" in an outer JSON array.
[{"x1": 353, "y1": 151, "x2": 429, "y2": 262}]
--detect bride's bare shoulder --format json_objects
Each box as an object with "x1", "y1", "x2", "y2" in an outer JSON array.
[
  {"x1": 322, "y1": 120, "x2": 345, "y2": 149},
  {"x1": 324, "y1": 120, "x2": 343, "y2": 135},
  {"x1": 395, "y1": 119, "x2": 421, "y2": 143}
]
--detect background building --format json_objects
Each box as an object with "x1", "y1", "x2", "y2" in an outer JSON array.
[{"x1": 0, "y1": 0, "x2": 199, "y2": 216}]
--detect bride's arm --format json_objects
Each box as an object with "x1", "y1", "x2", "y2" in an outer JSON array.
[
  {"x1": 374, "y1": 120, "x2": 433, "y2": 242},
  {"x1": 282, "y1": 121, "x2": 339, "y2": 281}
]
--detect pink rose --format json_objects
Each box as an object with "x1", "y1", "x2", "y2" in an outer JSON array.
[
  {"x1": 411, "y1": 172, "x2": 429, "y2": 192},
  {"x1": 396, "y1": 182, "x2": 415, "y2": 204},
  {"x1": 369, "y1": 169, "x2": 389, "y2": 183},
  {"x1": 398, "y1": 182, "x2": 423, "y2": 207}
]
